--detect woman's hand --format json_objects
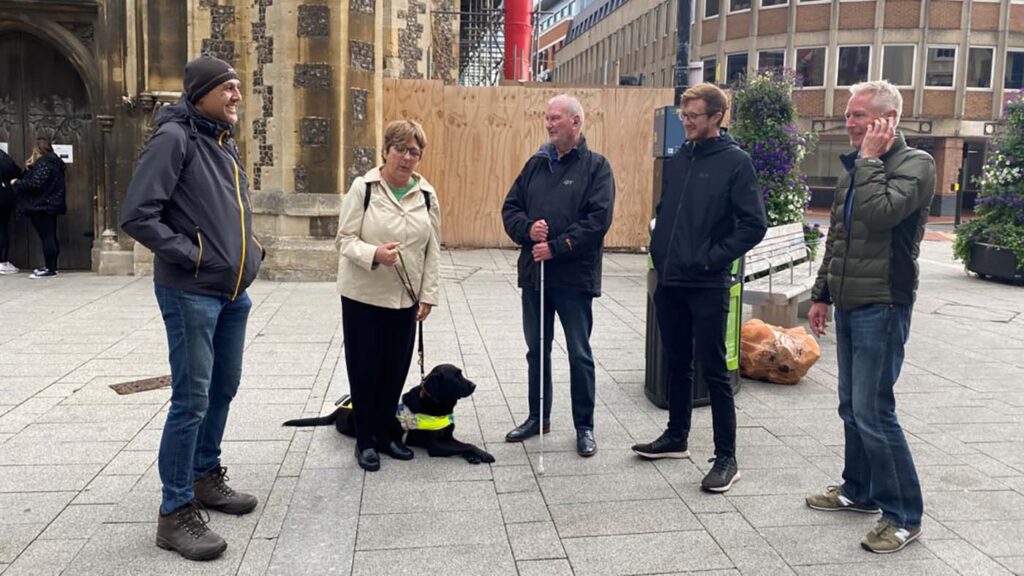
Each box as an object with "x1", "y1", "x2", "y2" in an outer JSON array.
[
  {"x1": 416, "y1": 303, "x2": 433, "y2": 321},
  {"x1": 374, "y1": 241, "x2": 400, "y2": 267}
]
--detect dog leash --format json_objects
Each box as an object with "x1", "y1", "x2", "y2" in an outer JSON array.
[{"x1": 396, "y1": 249, "x2": 425, "y2": 380}]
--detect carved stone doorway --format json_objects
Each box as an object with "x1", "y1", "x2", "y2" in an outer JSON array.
[{"x1": 0, "y1": 31, "x2": 95, "y2": 270}]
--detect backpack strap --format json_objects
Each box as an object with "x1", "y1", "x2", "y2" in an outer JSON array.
[{"x1": 364, "y1": 181, "x2": 432, "y2": 212}]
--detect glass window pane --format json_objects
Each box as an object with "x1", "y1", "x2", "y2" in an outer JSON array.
[
  {"x1": 967, "y1": 47, "x2": 994, "y2": 88},
  {"x1": 1007, "y1": 52, "x2": 1024, "y2": 90},
  {"x1": 882, "y1": 46, "x2": 914, "y2": 86},
  {"x1": 726, "y1": 53, "x2": 748, "y2": 86},
  {"x1": 730, "y1": 0, "x2": 751, "y2": 11},
  {"x1": 762, "y1": 0, "x2": 788, "y2": 6},
  {"x1": 706, "y1": 0, "x2": 720, "y2": 17},
  {"x1": 758, "y1": 50, "x2": 785, "y2": 71},
  {"x1": 796, "y1": 47, "x2": 825, "y2": 87},
  {"x1": 926, "y1": 47, "x2": 956, "y2": 87},
  {"x1": 703, "y1": 59, "x2": 717, "y2": 83},
  {"x1": 837, "y1": 46, "x2": 870, "y2": 86}
]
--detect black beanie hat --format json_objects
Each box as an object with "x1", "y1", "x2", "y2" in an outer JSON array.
[{"x1": 184, "y1": 55, "x2": 240, "y2": 104}]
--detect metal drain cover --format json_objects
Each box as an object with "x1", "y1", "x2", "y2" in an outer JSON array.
[
  {"x1": 934, "y1": 304, "x2": 1018, "y2": 323},
  {"x1": 109, "y1": 375, "x2": 172, "y2": 395}
]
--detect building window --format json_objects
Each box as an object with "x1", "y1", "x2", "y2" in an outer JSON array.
[
  {"x1": 730, "y1": 0, "x2": 751, "y2": 12},
  {"x1": 703, "y1": 58, "x2": 717, "y2": 83},
  {"x1": 882, "y1": 45, "x2": 915, "y2": 87},
  {"x1": 1007, "y1": 51, "x2": 1024, "y2": 90},
  {"x1": 758, "y1": 50, "x2": 785, "y2": 71},
  {"x1": 925, "y1": 46, "x2": 956, "y2": 87},
  {"x1": 726, "y1": 53, "x2": 749, "y2": 86},
  {"x1": 706, "y1": 0, "x2": 720, "y2": 17},
  {"x1": 966, "y1": 47, "x2": 994, "y2": 89},
  {"x1": 837, "y1": 46, "x2": 870, "y2": 86},
  {"x1": 761, "y1": 0, "x2": 788, "y2": 6},
  {"x1": 796, "y1": 47, "x2": 826, "y2": 87}
]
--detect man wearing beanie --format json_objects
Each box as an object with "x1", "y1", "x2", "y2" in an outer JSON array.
[{"x1": 121, "y1": 54, "x2": 263, "y2": 561}]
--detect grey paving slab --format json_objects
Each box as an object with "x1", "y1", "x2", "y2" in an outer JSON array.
[
  {"x1": 498, "y1": 491, "x2": 551, "y2": 524},
  {"x1": 539, "y1": 469, "x2": 676, "y2": 505},
  {"x1": 0, "y1": 464, "x2": 102, "y2": 493},
  {"x1": 791, "y1": 559, "x2": 959, "y2": 575},
  {"x1": 355, "y1": 509, "x2": 507, "y2": 550},
  {"x1": 698, "y1": 512, "x2": 794, "y2": 576},
  {"x1": 562, "y1": 531, "x2": 734, "y2": 575},
  {"x1": 39, "y1": 504, "x2": 116, "y2": 540},
  {"x1": 0, "y1": 524, "x2": 46, "y2": 564},
  {"x1": 507, "y1": 521, "x2": 566, "y2": 560},
  {"x1": 927, "y1": 491, "x2": 1024, "y2": 522},
  {"x1": 997, "y1": 557, "x2": 1024, "y2": 575},
  {"x1": 1, "y1": 538, "x2": 87, "y2": 576},
  {"x1": 945, "y1": 520, "x2": 1024, "y2": 558},
  {"x1": 236, "y1": 538, "x2": 276, "y2": 576},
  {"x1": 923, "y1": 538, "x2": 1017, "y2": 575},
  {"x1": 359, "y1": 478, "x2": 498, "y2": 514},
  {"x1": 0, "y1": 492, "x2": 76, "y2": 525},
  {"x1": 550, "y1": 498, "x2": 702, "y2": 537},
  {"x1": 351, "y1": 544, "x2": 517, "y2": 576},
  {"x1": 759, "y1": 522, "x2": 938, "y2": 566},
  {"x1": 516, "y1": 558, "x2": 575, "y2": 576}
]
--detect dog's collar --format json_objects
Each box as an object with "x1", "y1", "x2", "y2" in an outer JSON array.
[{"x1": 396, "y1": 403, "x2": 453, "y2": 431}]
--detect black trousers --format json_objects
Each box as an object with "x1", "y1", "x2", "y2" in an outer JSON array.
[
  {"x1": 29, "y1": 213, "x2": 59, "y2": 271},
  {"x1": 341, "y1": 296, "x2": 417, "y2": 450},
  {"x1": 0, "y1": 201, "x2": 13, "y2": 262},
  {"x1": 654, "y1": 284, "x2": 736, "y2": 458}
]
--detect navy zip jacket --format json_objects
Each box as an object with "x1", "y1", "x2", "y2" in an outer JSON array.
[
  {"x1": 502, "y1": 136, "x2": 615, "y2": 297},
  {"x1": 650, "y1": 131, "x2": 767, "y2": 288},
  {"x1": 121, "y1": 99, "x2": 263, "y2": 301}
]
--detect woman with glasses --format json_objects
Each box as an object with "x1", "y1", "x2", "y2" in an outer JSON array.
[{"x1": 335, "y1": 119, "x2": 442, "y2": 471}]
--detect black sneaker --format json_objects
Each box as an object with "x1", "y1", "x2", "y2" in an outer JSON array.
[
  {"x1": 631, "y1": 432, "x2": 689, "y2": 459},
  {"x1": 701, "y1": 456, "x2": 740, "y2": 493},
  {"x1": 29, "y1": 268, "x2": 56, "y2": 279}
]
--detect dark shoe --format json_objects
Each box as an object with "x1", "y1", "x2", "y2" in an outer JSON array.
[
  {"x1": 29, "y1": 268, "x2": 56, "y2": 279},
  {"x1": 576, "y1": 429, "x2": 597, "y2": 457},
  {"x1": 356, "y1": 445, "x2": 380, "y2": 471},
  {"x1": 380, "y1": 440, "x2": 414, "y2": 460},
  {"x1": 505, "y1": 418, "x2": 551, "y2": 442},
  {"x1": 193, "y1": 466, "x2": 258, "y2": 515},
  {"x1": 701, "y1": 456, "x2": 740, "y2": 493},
  {"x1": 155, "y1": 501, "x2": 227, "y2": 561},
  {"x1": 631, "y1": 432, "x2": 690, "y2": 459}
]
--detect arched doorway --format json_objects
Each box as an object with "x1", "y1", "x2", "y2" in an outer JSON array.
[{"x1": 0, "y1": 31, "x2": 95, "y2": 270}]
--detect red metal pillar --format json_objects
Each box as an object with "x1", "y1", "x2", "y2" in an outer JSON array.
[{"x1": 504, "y1": 0, "x2": 532, "y2": 80}]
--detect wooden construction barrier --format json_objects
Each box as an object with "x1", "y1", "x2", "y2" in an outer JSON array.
[{"x1": 383, "y1": 80, "x2": 674, "y2": 248}]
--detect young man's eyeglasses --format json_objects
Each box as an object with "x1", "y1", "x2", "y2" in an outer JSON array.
[
  {"x1": 392, "y1": 144, "x2": 422, "y2": 159},
  {"x1": 679, "y1": 111, "x2": 713, "y2": 122}
]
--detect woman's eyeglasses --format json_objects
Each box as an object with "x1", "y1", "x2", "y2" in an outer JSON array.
[{"x1": 392, "y1": 144, "x2": 422, "y2": 159}]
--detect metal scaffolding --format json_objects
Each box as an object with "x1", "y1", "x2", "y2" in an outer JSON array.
[{"x1": 431, "y1": 0, "x2": 505, "y2": 86}]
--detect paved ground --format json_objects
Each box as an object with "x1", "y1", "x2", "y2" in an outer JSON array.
[{"x1": 1, "y1": 239, "x2": 1023, "y2": 576}]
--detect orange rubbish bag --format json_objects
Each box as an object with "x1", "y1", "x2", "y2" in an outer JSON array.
[{"x1": 740, "y1": 319, "x2": 821, "y2": 385}]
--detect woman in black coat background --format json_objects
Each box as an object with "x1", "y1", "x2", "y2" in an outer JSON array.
[
  {"x1": 10, "y1": 137, "x2": 66, "y2": 278},
  {"x1": 0, "y1": 148, "x2": 24, "y2": 274}
]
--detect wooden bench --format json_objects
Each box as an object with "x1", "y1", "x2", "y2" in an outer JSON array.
[{"x1": 742, "y1": 222, "x2": 817, "y2": 327}]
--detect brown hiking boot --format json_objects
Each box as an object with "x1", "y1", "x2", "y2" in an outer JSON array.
[
  {"x1": 155, "y1": 501, "x2": 227, "y2": 561},
  {"x1": 194, "y1": 466, "x2": 258, "y2": 515}
]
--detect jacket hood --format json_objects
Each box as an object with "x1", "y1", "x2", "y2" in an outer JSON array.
[
  {"x1": 683, "y1": 129, "x2": 740, "y2": 158},
  {"x1": 154, "y1": 98, "x2": 235, "y2": 139},
  {"x1": 840, "y1": 132, "x2": 909, "y2": 172}
]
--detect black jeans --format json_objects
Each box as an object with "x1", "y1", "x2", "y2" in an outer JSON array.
[
  {"x1": 0, "y1": 201, "x2": 13, "y2": 262},
  {"x1": 29, "y1": 213, "x2": 59, "y2": 271},
  {"x1": 654, "y1": 284, "x2": 735, "y2": 458},
  {"x1": 341, "y1": 296, "x2": 417, "y2": 451},
  {"x1": 521, "y1": 288, "x2": 596, "y2": 430}
]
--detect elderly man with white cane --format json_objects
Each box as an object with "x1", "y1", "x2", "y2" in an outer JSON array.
[{"x1": 501, "y1": 94, "x2": 616, "y2": 461}]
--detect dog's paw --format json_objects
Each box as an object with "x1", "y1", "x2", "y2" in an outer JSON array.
[
  {"x1": 463, "y1": 453, "x2": 483, "y2": 464},
  {"x1": 479, "y1": 451, "x2": 496, "y2": 464}
]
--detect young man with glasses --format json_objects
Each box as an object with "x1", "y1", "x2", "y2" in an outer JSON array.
[{"x1": 633, "y1": 83, "x2": 766, "y2": 493}]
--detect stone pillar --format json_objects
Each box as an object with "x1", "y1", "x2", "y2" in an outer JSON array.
[
  {"x1": 93, "y1": 114, "x2": 133, "y2": 275},
  {"x1": 930, "y1": 136, "x2": 964, "y2": 216}
]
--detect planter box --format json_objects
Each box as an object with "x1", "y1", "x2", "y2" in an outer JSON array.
[{"x1": 969, "y1": 243, "x2": 1024, "y2": 284}]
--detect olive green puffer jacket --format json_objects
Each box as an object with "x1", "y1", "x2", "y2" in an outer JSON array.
[{"x1": 811, "y1": 134, "x2": 936, "y2": 311}]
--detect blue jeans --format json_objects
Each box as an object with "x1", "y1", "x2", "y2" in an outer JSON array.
[
  {"x1": 521, "y1": 288, "x2": 596, "y2": 430},
  {"x1": 835, "y1": 303, "x2": 922, "y2": 528},
  {"x1": 154, "y1": 284, "x2": 251, "y2": 515}
]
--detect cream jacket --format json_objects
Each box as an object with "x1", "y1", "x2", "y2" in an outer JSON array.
[{"x1": 336, "y1": 166, "x2": 442, "y2": 309}]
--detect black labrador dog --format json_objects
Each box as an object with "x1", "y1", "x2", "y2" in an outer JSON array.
[{"x1": 282, "y1": 364, "x2": 495, "y2": 464}]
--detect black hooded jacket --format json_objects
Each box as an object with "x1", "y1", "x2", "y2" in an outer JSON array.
[
  {"x1": 501, "y1": 136, "x2": 615, "y2": 297},
  {"x1": 121, "y1": 99, "x2": 262, "y2": 300},
  {"x1": 13, "y1": 152, "x2": 66, "y2": 215},
  {"x1": 0, "y1": 149, "x2": 24, "y2": 208},
  {"x1": 650, "y1": 131, "x2": 767, "y2": 288}
]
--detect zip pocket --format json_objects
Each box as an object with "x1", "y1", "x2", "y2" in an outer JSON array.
[{"x1": 194, "y1": 228, "x2": 204, "y2": 278}]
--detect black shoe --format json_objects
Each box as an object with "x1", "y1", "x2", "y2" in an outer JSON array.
[
  {"x1": 155, "y1": 501, "x2": 227, "y2": 561},
  {"x1": 29, "y1": 268, "x2": 56, "y2": 279},
  {"x1": 701, "y1": 456, "x2": 740, "y2": 493},
  {"x1": 576, "y1": 429, "x2": 597, "y2": 457},
  {"x1": 380, "y1": 440, "x2": 414, "y2": 460},
  {"x1": 631, "y1": 432, "x2": 690, "y2": 459},
  {"x1": 355, "y1": 445, "x2": 380, "y2": 471},
  {"x1": 505, "y1": 418, "x2": 551, "y2": 442},
  {"x1": 193, "y1": 466, "x2": 258, "y2": 515}
]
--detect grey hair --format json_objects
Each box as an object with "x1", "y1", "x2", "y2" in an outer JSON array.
[
  {"x1": 849, "y1": 80, "x2": 903, "y2": 126},
  {"x1": 548, "y1": 94, "x2": 585, "y2": 128}
]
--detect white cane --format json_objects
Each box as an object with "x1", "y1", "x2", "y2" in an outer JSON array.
[{"x1": 538, "y1": 260, "x2": 546, "y2": 476}]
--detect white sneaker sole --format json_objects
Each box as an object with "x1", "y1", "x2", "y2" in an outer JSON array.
[
  {"x1": 702, "y1": 471, "x2": 741, "y2": 493},
  {"x1": 632, "y1": 448, "x2": 690, "y2": 460}
]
